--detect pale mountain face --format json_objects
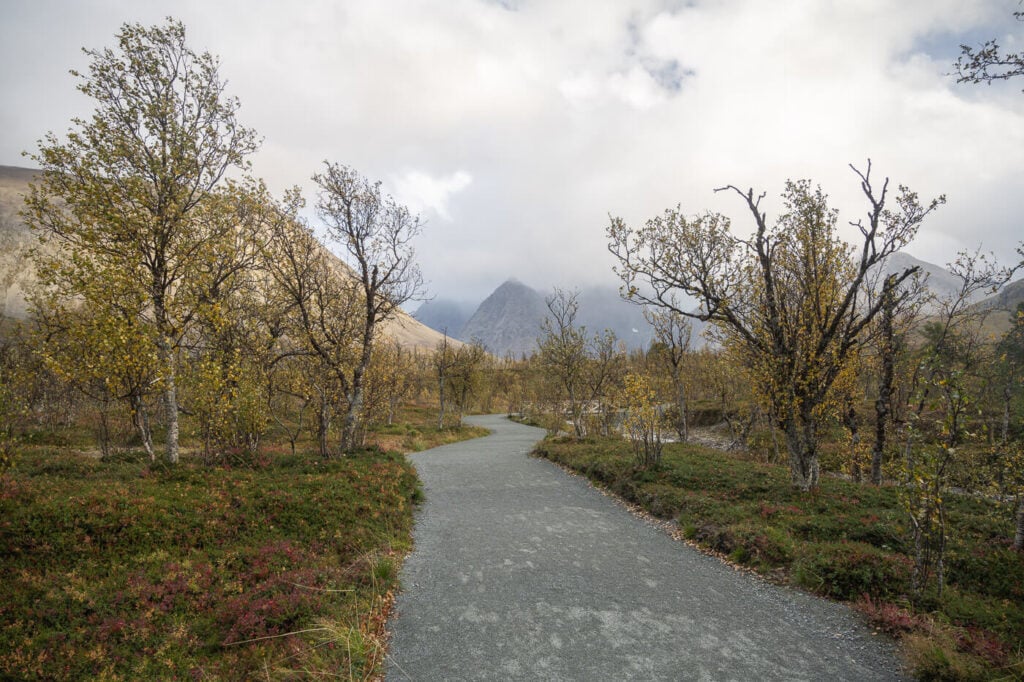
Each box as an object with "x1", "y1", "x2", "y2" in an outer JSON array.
[
  {"x1": 0, "y1": 166, "x2": 39, "y2": 319},
  {"x1": 459, "y1": 280, "x2": 549, "y2": 358},
  {"x1": 878, "y1": 251, "x2": 983, "y2": 304}
]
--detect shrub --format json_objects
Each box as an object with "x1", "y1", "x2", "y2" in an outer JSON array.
[
  {"x1": 693, "y1": 522, "x2": 795, "y2": 569},
  {"x1": 693, "y1": 523, "x2": 730, "y2": 552},
  {"x1": 791, "y1": 512, "x2": 904, "y2": 549},
  {"x1": 855, "y1": 595, "x2": 928, "y2": 637},
  {"x1": 629, "y1": 483, "x2": 686, "y2": 519},
  {"x1": 733, "y1": 523, "x2": 795, "y2": 567},
  {"x1": 937, "y1": 588, "x2": 1024, "y2": 643},
  {"x1": 794, "y1": 541, "x2": 912, "y2": 601},
  {"x1": 903, "y1": 632, "x2": 988, "y2": 682},
  {"x1": 946, "y1": 548, "x2": 1024, "y2": 601},
  {"x1": 621, "y1": 373, "x2": 665, "y2": 469}
]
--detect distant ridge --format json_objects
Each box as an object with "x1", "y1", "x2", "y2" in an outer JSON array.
[
  {"x1": 434, "y1": 279, "x2": 658, "y2": 357},
  {"x1": 412, "y1": 298, "x2": 476, "y2": 338},
  {"x1": 877, "y1": 251, "x2": 984, "y2": 304}
]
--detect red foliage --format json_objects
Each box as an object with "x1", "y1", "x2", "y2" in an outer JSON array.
[
  {"x1": 756, "y1": 501, "x2": 804, "y2": 519},
  {"x1": 127, "y1": 561, "x2": 216, "y2": 614},
  {"x1": 854, "y1": 595, "x2": 927, "y2": 637},
  {"x1": 954, "y1": 627, "x2": 1010, "y2": 667}
]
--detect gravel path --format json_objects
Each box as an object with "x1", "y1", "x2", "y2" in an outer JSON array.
[{"x1": 385, "y1": 415, "x2": 906, "y2": 681}]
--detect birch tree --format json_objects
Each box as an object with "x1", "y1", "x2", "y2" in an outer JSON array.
[
  {"x1": 538, "y1": 289, "x2": 589, "y2": 437},
  {"x1": 261, "y1": 193, "x2": 362, "y2": 458},
  {"x1": 608, "y1": 163, "x2": 943, "y2": 490},
  {"x1": 23, "y1": 18, "x2": 259, "y2": 463},
  {"x1": 313, "y1": 163, "x2": 424, "y2": 452},
  {"x1": 645, "y1": 307, "x2": 693, "y2": 441}
]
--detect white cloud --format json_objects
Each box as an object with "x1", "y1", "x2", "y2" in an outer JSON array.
[
  {"x1": 560, "y1": 66, "x2": 669, "y2": 110},
  {"x1": 2, "y1": 0, "x2": 1023, "y2": 302},
  {"x1": 392, "y1": 170, "x2": 473, "y2": 221}
]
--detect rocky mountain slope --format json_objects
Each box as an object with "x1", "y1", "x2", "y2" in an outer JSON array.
[
  {"x1": 878, "y1": 251, "x2": 985, "y2": 304},
  {"x1": 0, "y1": 166, "x2": 37, "y2": 318},
  {"x1": 458, "y1": 279, "x2": 549, "y2": 357},
  {"x1": 420, "y1": 251, "x2": 1024, "y2": 357}
]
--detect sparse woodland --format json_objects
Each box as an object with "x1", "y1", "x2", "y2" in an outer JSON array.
[
  {"x1": 2, "y1": 15, "x2": 1024, "y2": 682},
  {"x1": 8, "y1": 19, "x2": 443, "y2": 466},
  {"x1": 0, "y1": 19, "x2": 484, "y2": 679}
]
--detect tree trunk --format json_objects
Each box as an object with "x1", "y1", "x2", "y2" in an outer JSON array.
[
  {"x1": 998, "y1": 385, "x2": 1012, "y2": 494},
  {"x1": 437, "y1": 372, "x2": 446, "y2": 430},
  {"x1": 159, "y1": 337, "x2": 180, "y2": 464},
  {"x1": 96, "y1": 399, "x2": 111, "y2": 458},
  {"x1": 341, "y1": 366, "x2": 365, "y2": 452},
  {"x1": 937, "y1": 500, "x2": 947, "y2": 598},
  {"x1": 317, "y1": 394, "x2": 330, "y2": 458},
  {"x1": 341, "y1": 325, "x2": 374, "y2": 452},
  {"x1": 784, "y1": 415, "x2": 820, "y2": 491},
  {"x1": 568, "y1": 386, "x2": 583, "y2": 438},
  {"x1": 910, "y1": 510, "x2": 927, "y2": 596},
  {"x1": 675, "y1": 375, "x2": 688, "y2": 442},
  {"x1": 844, "y1": 402, "x2": 861, "y2": 482},
  {"x1": 131, "y1": 393, "x2": 155, "y2": 462},
  {"x1": 1015, "y1": 496, "x2": 1024, "y2": 552},
  {"x1": 871, "y1": 396, "x2": 888, "y2": 485},
  {"x1": 769, "y1": 416, "x2": 781, "y2": 464},
  {"x1": 872, "y1": 288, "x2": 895, "y2": 486},
  {"x1": 1002, "y1": 384, "x2": 1011, "y2": 447}
]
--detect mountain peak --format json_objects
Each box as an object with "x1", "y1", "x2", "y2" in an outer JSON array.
[
  {"x1": 459, "y1": 280, "x2": 547, "y2": 356},
  {"x1": 494, "y1": 277, "x2": 531, "y2": 291}
]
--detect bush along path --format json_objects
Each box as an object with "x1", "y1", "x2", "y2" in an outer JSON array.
[{"x1": 386, "y1": 415, "x2": 905, "y2": 681}]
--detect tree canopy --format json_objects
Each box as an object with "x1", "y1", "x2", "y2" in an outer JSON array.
[
  {"x1": 608, "y1": 163, "x2": 944, "y2": 490},
  {"x1": 24, "y1": 18, "x2": 259, "y2": 463}
]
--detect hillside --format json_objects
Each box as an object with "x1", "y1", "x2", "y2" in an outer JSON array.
[
  {"x1": 871, "y1": 251, "x2": 1023, "y2": 337},
  {"x1": 974, "y1": 277, "x2": 1024, "y2": 315},
  {"x1": 0, "y1": 166, "x2": 37, "y2": 318},
  {"x1": 968, "y1": 277, "x2": 1024, "y2": 338},
  {"x1": 0, "y1": 165, "x2": 450, "y2": 350},
  {"x1": 878, "y1": 251, "x2": 976, "y2": 304}
]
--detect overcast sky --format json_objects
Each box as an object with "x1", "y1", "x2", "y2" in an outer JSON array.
[{"x1": 2, "y1": 0, "x2": 1022, "y2": 303}]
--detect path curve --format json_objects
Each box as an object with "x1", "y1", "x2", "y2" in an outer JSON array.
[{"x1": 386, "y1": 415, "x2": 905, "y2": 681}]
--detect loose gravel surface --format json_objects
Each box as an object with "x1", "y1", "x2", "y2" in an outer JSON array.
[{"x1": 385, "y1": 415, "x2": 906, "y2": 681}]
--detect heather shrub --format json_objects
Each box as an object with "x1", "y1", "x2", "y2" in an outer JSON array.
[{"x1": 794, "y1": 541, "x2": 912, "y2": 601}]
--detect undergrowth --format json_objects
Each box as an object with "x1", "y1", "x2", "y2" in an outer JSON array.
[
  {"x1": 0, "y1": 402, "x2": 507, "y2": 681},
  {"x1": 1, "y1": 446, "x2": 419, "y2": 679}
]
